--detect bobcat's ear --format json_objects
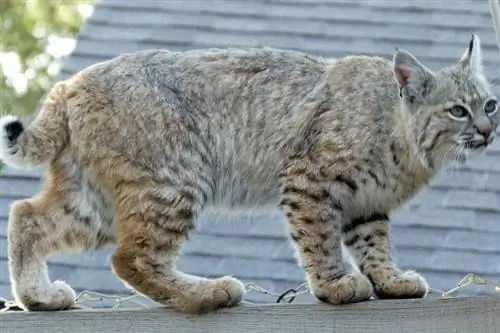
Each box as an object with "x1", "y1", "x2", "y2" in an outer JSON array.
[
  {"x1": 459, "y1": 33, "x2": 483, "y2": 75},
  {"x1": 393, "y1": 49, "x2": 434, "y2": 97}
]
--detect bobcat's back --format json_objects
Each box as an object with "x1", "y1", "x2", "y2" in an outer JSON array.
[{"x1": 64, "y1": 48, "x2": 410, "y2": 211}]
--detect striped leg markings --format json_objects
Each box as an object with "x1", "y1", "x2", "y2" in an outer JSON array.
[
  {"x1": 112, "y1": 179, "x2": 244, "y2": 314},
  {"x1": 279, "y1": 163, "x2": 373, "y2": 305},
  {"x1": 343, "y1": 214, "x2": 428, "y2": 299}
]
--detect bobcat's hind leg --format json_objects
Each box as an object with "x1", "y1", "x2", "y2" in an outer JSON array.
[
  {"x1": 8, "y1": 195, "x2": 111, "y2": 311},
  {"x1": 111, "y1": 180, "x2": 245, "y2": 314}
]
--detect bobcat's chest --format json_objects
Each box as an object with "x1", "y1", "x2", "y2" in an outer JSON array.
[{"x1": 348, "y1": 162, "x2": 431, "y2": 216}]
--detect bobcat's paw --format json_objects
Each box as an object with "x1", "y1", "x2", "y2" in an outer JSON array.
[
  {"x1": 371, "y1": 270, "x2": 429, "y2": 299},
  {"x1": 17, "y1": 280, "x2": 76, "y2": 311},
  {"x1": 312, "y1": 273, "x2": 374, "y2": 305},
  {"x1": 171, "y1": 275, "x2": 245, "y2": 314}
]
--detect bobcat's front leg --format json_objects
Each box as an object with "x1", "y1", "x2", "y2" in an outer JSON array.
[
  {"x1": 342, "y1": 214, "x2": 429, "y2": 299},
  {"x1": 279, "y1": 161, "x2": 374, "y2": 305}
]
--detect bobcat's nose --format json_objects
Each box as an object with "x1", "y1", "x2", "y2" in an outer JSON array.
[
  {"x1": 478, "y1": 126, "x2": 493, "y2": 142},
  {"x1": 474, "y1": 118, "x2": 493, "y2": 143}
]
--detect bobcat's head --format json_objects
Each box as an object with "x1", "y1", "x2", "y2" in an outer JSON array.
[{"x1": 393, "y1": 34, "x2": 498, "y2": 169}]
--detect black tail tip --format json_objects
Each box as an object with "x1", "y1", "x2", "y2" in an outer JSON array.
[{"x1": 4, "y1": 118, "x2": 24, "y2": 144}]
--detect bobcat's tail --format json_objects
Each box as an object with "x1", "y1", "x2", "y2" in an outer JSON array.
[
  {"x1": 490, "y1": 0, "x2": 500, "y2": 52},
  {"x1": 0, "y1": 82, "x2": 70, "y2": 168}
]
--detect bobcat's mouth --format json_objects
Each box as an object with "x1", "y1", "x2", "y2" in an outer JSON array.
[
  {"x1": 458, "y1": 132, "x2": 495, "y2": 151},
  {"x1": 452, "y1": 140, "x2": 487, "y2": 164},
  {"x1": 464, "y1": 140, "x2": 488, "y2": 150}
]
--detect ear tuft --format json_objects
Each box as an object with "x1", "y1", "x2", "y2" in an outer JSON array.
[
  {"x1": 459, "y1": 33, "x2": 483, "y2": 74},
  {"x1": 468, "y1": 33, "x2": 474, "y2": 52}
]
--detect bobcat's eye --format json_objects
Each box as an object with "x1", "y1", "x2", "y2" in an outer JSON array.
[
  {"x1": 447, "y1": 105, "x2": 470, "y2": 121},
  {"x1": 484, "y1": 99, "x2": 498, "y2": 115}
]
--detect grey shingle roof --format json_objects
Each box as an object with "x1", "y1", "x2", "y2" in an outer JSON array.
[{"x1": 1, "y1": 0, "x2": 500, "y2": 304}]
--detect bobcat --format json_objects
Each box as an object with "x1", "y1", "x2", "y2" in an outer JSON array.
[{"x1": 0, "y1": 33, "x2": 498, "y2": 314}]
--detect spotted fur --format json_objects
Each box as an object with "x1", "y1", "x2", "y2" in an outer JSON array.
[{"x1": 0, "y1": 34, "x2": 498, "y2": 313}]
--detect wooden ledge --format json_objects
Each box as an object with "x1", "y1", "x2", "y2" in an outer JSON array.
[{"x1": 1, "y1": 296, "x2": 499, "y2": 333}]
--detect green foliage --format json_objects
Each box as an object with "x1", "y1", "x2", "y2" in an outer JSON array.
[{"x1": 1, "y1": 0, "x2": 94, "y2": 117}]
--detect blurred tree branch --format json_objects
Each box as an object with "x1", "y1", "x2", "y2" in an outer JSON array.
[{"x1": 1, "y1": 0, "x2": 94, "y2": 117}]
